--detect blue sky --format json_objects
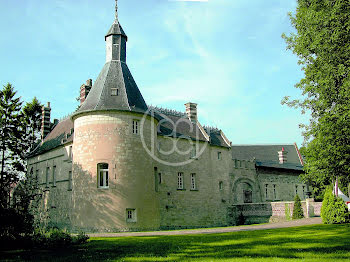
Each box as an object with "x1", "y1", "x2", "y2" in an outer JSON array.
[{"x1": 0, "y1": 0, "x2": 308, "y2": 146}]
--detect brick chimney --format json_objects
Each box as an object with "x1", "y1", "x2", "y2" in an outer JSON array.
[
  {"x1": 80, "y1": 79, "x2": 92, "y2": 105},
  {"x1": 185, "y1": 102, "x2": 198, "y2": 123},
  {"x1": 41, "y1": 102, "x2": 51, "y2": 140},
  {"x1": 278, "y1": 147, "x2": 288, "y2": 164}
]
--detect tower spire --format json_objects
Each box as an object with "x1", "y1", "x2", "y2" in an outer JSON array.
[{"x1": 115, "y1": 0, "x2": 119, "y2": 23}]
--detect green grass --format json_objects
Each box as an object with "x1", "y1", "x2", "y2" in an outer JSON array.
[{"x1": 1, "y1": 224, "x2": 350, "y2": 261}]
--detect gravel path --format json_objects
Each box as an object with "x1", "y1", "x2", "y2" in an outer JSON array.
[{"x1": 89, "y1": 217, "x2": 322, "y2": 238}]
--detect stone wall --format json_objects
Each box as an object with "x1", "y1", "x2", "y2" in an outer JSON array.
[
  {"x1": 228, "y1": 199, "x2": 321, "y2": 225},
  {"x1": 27, "y1": 143, "x2": 73, "y2": 230},
  {"x1": 257, "y1": 167, "x2": 307, "y2": 202}
]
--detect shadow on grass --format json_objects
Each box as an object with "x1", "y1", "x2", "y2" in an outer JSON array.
[{"x1": 1, "y1": 224, "x2": 350, "y2": 261}]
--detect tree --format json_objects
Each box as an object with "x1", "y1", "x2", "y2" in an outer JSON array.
[
  {"x1": 0, "y1": 83, "x2": 24, "y2": 209},
  {"x1": 22, "y1": 97, "x2": 42, "y2": 152},
  {"x1": 292, "y1": 194, "x2": 304, "y2": 219},
  {"x1": 282, "y1": 0, "x2": 350, "y2": 198},
  {"x1": 321, "y1": 187, "x2": 350, "y2": 224}
]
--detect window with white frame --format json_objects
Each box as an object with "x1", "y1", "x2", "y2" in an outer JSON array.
[
  {"x1": 111, "y1": 88, "x2": 119, "y2": 96},
  {"x1": 98, "y1": 163, "x2": 109, "y2": 188},
  {"x1": 52, "y1": 166, "x2": 56, "y2": 187},
  {"x1": 46, "y1": 167, "x2": 50, "y2": 188},
  {"x1": 126, "y1": 208, "x2": 137, "y2": 222},
  {"x1": 177, "y1": 172, "x2": 184, "y2": 190},
  {"x1": 190, "y1": 173, "x2": 196, "y2": 190},
  {"x1": 132, "y1": 120, "x2": 139, "y2": 134}
]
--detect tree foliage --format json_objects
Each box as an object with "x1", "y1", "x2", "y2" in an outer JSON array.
[
  {"x1": 0, "y1": 83, "x2": 42, "y2": 239},
  {"x1": 292, "y1": 194, "x2": 304, "y2": 219},
  {"x1": 321, "y1": 187, "x2": 350, "y2": 224},
  {"x1": 282, "y1": 0, "x2": 350, "y2": 197},
  {"x1": 0, "y1": 83, "x2": 24, "y2": 208}
]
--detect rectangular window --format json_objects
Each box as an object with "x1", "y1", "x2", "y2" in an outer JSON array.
[
  {"x1": 190, "y1": 173, "x2": 196, "y2": 190},
  {"x1": 158, "y1": 173, "x2": 162, "y2": 184},
  {"x1": 191, "y1": 146, "x2": 196, "y2": 158},
  {"x1": 46, "y1": 167, "x2": 50, "y2": 188},
  {"x1": 69, "y1": 146, "x2": 73, "y2": 159},
  {"x1": 177, "y1": 172, "x2": 184, "y2": 190},
  {"x1": 273, "y1": 184, "x2": 276, "y2": 200},
  {"x1": 132, "y1": 120, "x2": 139, "y2": 134},
  {"x1": 98, "y1": 163, "x2": 109, "y2": 188},
  {"x1": 218, "y1": 152, "x2": 222, "y2": 160},
  {"x1": 295, "y1": 185, "x2": 298, "y2": 195},
  {"x1": 111, "y1": 88, "x2": 119, "y2": 96},
  {"x1": 219, "y1": 181, "x2": 223, "y2": 191},
  {"x1": 68, "y1": 171, "x2": 72, "y2": 191},
  {"x1": 154, "y1": 167, "x2": 158, "y2": 192},
  {"x1": 265, "y1": 184, "x2": 268, "y2": 199},
  {"x1": 52, "y1": 166, "x2": 56, "y2": 187},
  {"x1": 126, "y1": 209, "x2": 137, "y2": 222}
]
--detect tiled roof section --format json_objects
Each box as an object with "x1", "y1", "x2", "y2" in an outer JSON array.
[
  {"x1": 105, "y1": 22, "x2": 127, "y2": 40},
  {"x1": 209, "y1": 131, "x2": 230, "y2": 148},
  {"x1": 231, "y1": 144, "x2": 303, "y2": 165},
  {"x1": 77, "y1": 61, "x2": 148, "y2": 114},
  {"x1": 27, "y1": 118, "x2": 73, "y2": 157}
]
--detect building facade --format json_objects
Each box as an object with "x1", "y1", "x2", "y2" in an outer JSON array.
[{"x1": 26, "y1": 3, "x2": 306, "y2": 232}]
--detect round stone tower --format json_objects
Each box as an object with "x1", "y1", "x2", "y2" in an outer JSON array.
[{"x1": 71, "y1": 1, "x2": 160, "y2": 232}]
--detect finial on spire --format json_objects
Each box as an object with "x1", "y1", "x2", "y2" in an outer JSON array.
[{"x1": 115, "y1": 0, "x2": 119, "y2": 22}]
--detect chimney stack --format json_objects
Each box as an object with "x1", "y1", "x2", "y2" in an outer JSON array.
[
  {"x1": 185, "y1": 102, "x2": 198, "y2": 123},
  {"x1": 278, "y1": 147, "x2": 288, "y2": 164},
  {"x1": 80, "y1": 79, "x2": 92, "y2": 105},
  {"x1": 41, "y1": 102, "x2": 51, "y2": 140}
]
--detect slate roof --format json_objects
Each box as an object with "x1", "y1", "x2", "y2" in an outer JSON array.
[
  {"x1": 231, "y1": 144, "x2": 303, "y2": 171},
  {"x1": 76, "y1": 61, "x2": 148, "y2": 114},
  {"x1": 105, "y1": 22, "x2": 127, "y2": 40},
  {"x1": 27, "y1": 118, "x2": 73, "y2": 158},
  {"x1": 150, "y1": 108, "x2": 230, "y2": 148}
]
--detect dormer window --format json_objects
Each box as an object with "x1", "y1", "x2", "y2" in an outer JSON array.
[{"x1": 111, "y1": 88, "x2": 119, "y2": 96}]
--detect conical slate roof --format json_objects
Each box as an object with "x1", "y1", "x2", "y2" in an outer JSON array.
[
  {"x1": 78, "y1": 60, "x2": 148, "y2": 113},
  {"x1": 105, "y1": 22, "x2": 127, "y2": 40}
]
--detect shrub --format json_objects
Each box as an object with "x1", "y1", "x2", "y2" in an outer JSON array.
[
  {"x1": 292, "y1": 194, "x2": 304, "y2": 219},
  {"x1": 47, "y1": 229, "x2": 72, "y2": 248},
  {"x1": 285, "y1": 203, "x2": 291, "y2": 221},
  {"x1": 321, "y1": 187, "x2": 350, "y2": 224},
  {"x1": 72, "y1": 232, "x2": 89, "y2": 245},
  {"x1": 236, "y1": 212, "x2": 245, "y2": 226}
]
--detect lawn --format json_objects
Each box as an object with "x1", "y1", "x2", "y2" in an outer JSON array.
[{"x1": 1, "y1": 224, "x2": 350, "y2": 261}]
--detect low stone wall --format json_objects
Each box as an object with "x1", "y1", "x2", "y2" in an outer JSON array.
[{"x1": 228, "y1": 199, "x2": 321, "y2": 225}]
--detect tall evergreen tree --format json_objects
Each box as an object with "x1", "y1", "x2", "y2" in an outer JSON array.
[
  {"x1": 22, "y1": 97, "x2": 42, "y2": 152},
  {"x1": 0, "y1": 83, "x2": 24, "y2": 208},
  {"x1": 282, "y1": 0, "x2": 350, "y2": 198}
]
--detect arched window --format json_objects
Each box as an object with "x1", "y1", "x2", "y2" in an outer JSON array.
[{"x1": 97, "y1": 163, "x2": 109, "y2": 188}]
